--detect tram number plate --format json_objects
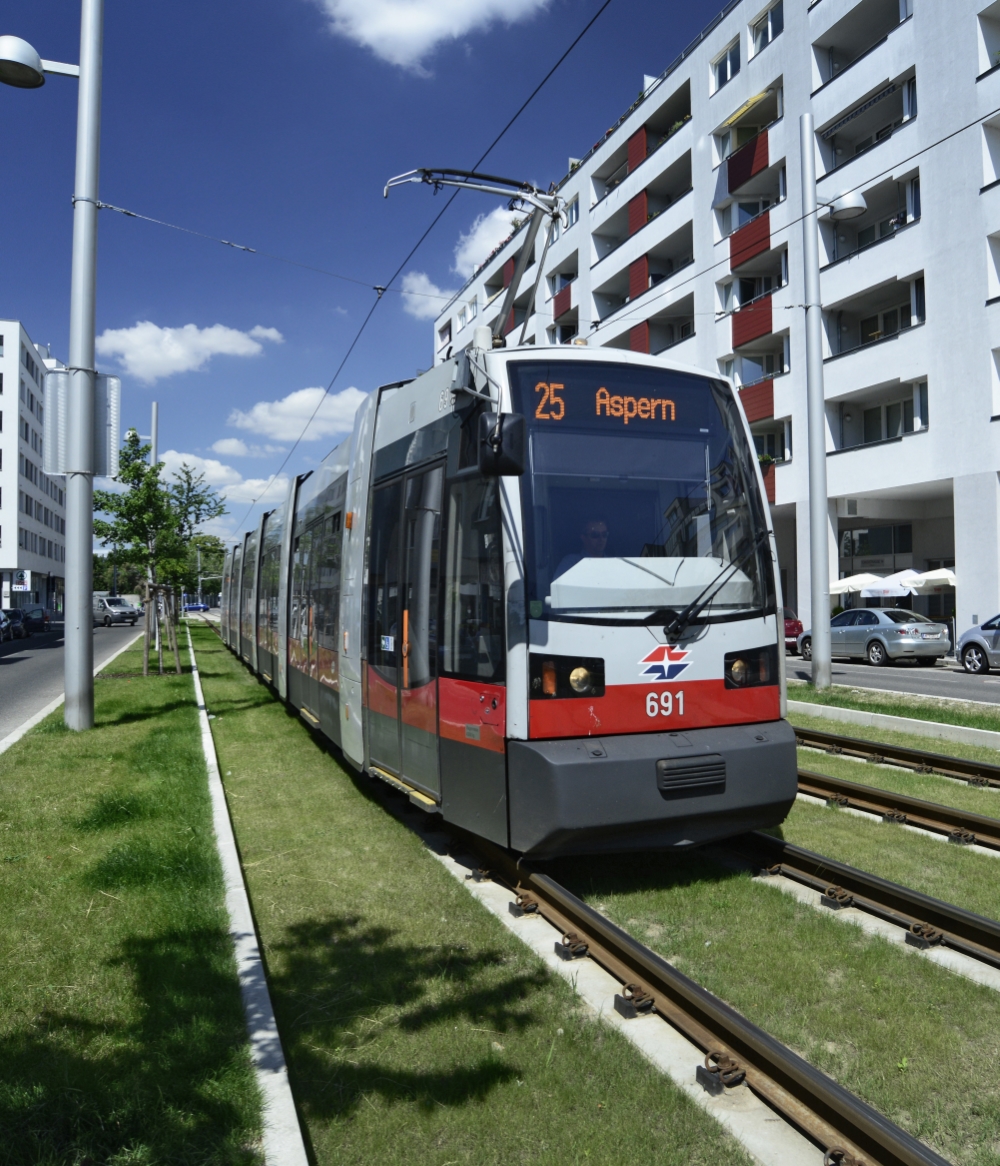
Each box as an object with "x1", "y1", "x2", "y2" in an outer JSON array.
[{"x1": 646, "y1": 691, "x2": 685, "y2": 718}]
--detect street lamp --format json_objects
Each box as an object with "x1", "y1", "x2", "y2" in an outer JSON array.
[
  {"x1": 799, "y1": 112, "x2": 866, "y2": 691},
  {"x1": 0, "y1": 3, "x2": 104, "y2": 730}
]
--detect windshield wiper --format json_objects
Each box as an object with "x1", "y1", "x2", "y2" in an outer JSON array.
[{"x1": 659, "y1": 529, "x2": 769, "y2": 639}]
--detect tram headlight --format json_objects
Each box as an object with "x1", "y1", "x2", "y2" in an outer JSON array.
[
  {"x1": 569, "y1": 666, "x2": 594, "y2": 694},
  {"x1": 724, "y1": 645, "x2": 779, "y2": 689},
  {"x1": 529, "y1": 654, "x2": 606, "y2": 698}
]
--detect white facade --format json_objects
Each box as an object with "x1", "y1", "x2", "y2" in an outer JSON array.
[
  {"x1": 0, "y1": 322, "x2": 66, "y2": 608},
  {"x1": 434, "y1": 0, "x2": 1000, "y2": 633}
]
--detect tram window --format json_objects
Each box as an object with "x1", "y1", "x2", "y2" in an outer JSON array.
[
  {"x1": 313, "y1": 512, "x2": 342, "y2": 657},
  {"x1": 367, "y1": 480, "x2": 403, "y2": 684},
  {"x1": 290, "y1": 528, "x2": 313, "y2": 673},
  {"x1": 442, "y1": 477, "x2": 505, "y2": 682},
  {"x1": 403, "y1": 468, "x2": 443, "y2": 690}
]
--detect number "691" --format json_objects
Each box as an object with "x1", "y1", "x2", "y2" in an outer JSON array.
[{"x1": 646, "y1": 690, "x2": 684, "y2": 718}]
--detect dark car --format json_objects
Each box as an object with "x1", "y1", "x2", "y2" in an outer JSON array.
[
  {"x1": 3, "y1": 609, "x2": 31, "y2": 639},
  {"x1": 21, "y1": 606, "x2": 50, "y2": 633},
  {"x1": 783, "y1": 607, "x2": 803, "y2": 653}
]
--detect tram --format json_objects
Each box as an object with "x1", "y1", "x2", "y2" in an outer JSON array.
[{"x1": 221, "y1": 333, "x2": 797, "y2": 856}]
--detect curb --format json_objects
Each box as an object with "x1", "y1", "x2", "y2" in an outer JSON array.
[
  {"x1": 0, "y1": 628, "x2": 144, "y2": 756},
  {"x1": 787, "y1": 699, "x2": 1000, "y2": 751},
  {"x1": 185, "y1": 625, "x2": 309, "y2": 1166}
]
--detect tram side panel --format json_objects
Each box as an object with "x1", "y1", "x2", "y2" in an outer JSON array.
[
  {"x1": 239, "y1": 529, "x2": 258, "y2": 664},
  {"x1": 230, "y1": 541, "x2": 243, "y2": 653},
  {"x1": 221, "y1": 548, "x2": 233, "y2": 648},
  {"x1": 256, "y1": 504, "x2": 284, "y2": 686}
]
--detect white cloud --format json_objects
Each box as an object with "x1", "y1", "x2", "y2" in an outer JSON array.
[
  {"x1": 314, "y1": 0, "x2": 549, "y2": 70},
  {"x1": 160, "y1": 449, "x2": 290, "y2": 506},
  {"x1": 401, "y1": 271, "x2": 457, "y2": 320},
  {"x1": 228, "y1": 386, "x2": 368, "y2": 442},
  {"x1": 210, "y1": 437, "x2": 286, "y2": 458},
  {"x1": 95, "y1": 321, "x2": 284, "y2": 383},
  {"x1": 453, "y1": 207, "x2": 520, "y2": 279}
]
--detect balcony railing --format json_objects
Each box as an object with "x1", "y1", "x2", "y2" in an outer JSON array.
[
  {"x1": 823, "y1": 319, "x2": 923, "y2": 363},
  {"x1": 819, "y1": 115, "x2": 914, "y2": 181},
  {"x1": 811, "y1": 14, "x2": 912, "y2": 97}
]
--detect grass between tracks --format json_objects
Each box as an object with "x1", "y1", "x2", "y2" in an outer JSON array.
[
  {"x1": 787, "y1": 677, "x2": 1000, "y2": 733},
  {"x1": 189, "y1": 622, "x2": 753, "y2": 1166},
  {"x1": 0, "y1": 639, "x2": 261, "y2": 1166}
]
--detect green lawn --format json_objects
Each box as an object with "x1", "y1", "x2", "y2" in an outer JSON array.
[
  {"x1": 0, "y1": 640, "x2": 261, "y2": 1166},
  {"x1": 190, "y1": 623, "x2": 754, "y2": 1166},
  {"x1": 787, "y1": 678, "x2": 1000, "y2": 734}
]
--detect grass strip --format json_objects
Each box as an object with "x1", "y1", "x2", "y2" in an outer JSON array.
[
  {"x1": 549, "y1": 841, "x2": 1000, "y2": 1165},
  {"x1": 0, "y1": 640, "x2": 261, "y2": 1166},
  {"x1": 787, "y1": 678, "x2": 1000, "y2": 734},
  {"x1": 189, "y1": 623, "x2": 754, "y2": 1166}
]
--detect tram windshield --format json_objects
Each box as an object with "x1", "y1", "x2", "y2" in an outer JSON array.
[{"x1": 507, "y1": 360, "x2": 774, "y2": 623}]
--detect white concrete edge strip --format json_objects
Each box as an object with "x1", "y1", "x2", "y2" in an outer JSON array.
[
  {"x1": 184, "y1": 626, "x2": 309, "y2": 1166},
  {"x1": 787, "y1": 698, "x2": 1000, "y2": 750},
  {"x1": 0, "y1": 628, "x2": 144, "y2": 757},
  {"x1": 423, "y1": 834, "x2": 824, "y2": 1166}
]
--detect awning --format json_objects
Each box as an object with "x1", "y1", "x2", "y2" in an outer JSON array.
[
  {"x1": 721, "y1": 88, "x2": 773, "y2": 129},
  {"x1": 821, "y1": 84, "x2": 896, "y2": 140}
]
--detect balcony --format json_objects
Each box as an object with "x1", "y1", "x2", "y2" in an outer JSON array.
[
  {"x1": 823, "y1": 275, "x2": 924, "y2": 361},
  {"x1": 817, "y1": 71, "x2": 916, "y2": 178},
  {"x1": 811, "y1": 0, "x2": 911, "y2": 93},
  {"x1": 820, "y1": 173, "x2": 919, "y2": 269},
  {"x1": 592, "y1": 220, "x2": 694, "y2": 321},
  {"x1": 732, "y1": 291, "x2": 774, "y2": 347},
  {"x1": 827, "y1": 379, "x2": 928, "y2": 453},
  {"x1": 718, "y1": 84, "x2": 783, "y2": 193}
]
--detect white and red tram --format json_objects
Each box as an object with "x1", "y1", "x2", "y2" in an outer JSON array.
[{"x1": 221, "y1": 338, "x2": 797, "y2": 856}]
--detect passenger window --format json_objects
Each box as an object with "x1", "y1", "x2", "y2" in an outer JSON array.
[
  {"x1": 402, "y1": 468, "x2": 443, "y2": 690},
  {"x1": 367, "y1": 480, "x2": 403, "y2": 684},
  {"x1": 830, "y1": 611, "x2": 853, "y2": 627},
  {"x1": 442, "y1": 477, "x2": 505, "y2": 682}
]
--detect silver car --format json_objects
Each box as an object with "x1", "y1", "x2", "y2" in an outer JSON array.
[
  {"x1": 797, "y1": 608, "x2": 950, "y2": 666},
  {"x1": 957, "y1": 615, "x2": 1000, "y2": 673}
]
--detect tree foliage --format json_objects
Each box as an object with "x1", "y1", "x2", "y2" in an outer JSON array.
[{"x1": 93, "y1": 430, "x2": 227, "y2": 589}]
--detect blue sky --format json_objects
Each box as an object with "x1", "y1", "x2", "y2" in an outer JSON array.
[{"x1": 2, "y1": 0, "x2": 722, "y2": 541}]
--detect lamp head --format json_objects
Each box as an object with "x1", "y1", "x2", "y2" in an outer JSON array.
[
  {"x1": 0, "y1": 36, "x2": 44, "y2": 88},
  {"x1": 827, "y1": 191, "x2": 867, "y2": 221}
]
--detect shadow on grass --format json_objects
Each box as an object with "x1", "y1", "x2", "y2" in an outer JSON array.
[
  {"x1": 543, "y1": 845, "x2": 750, "y2": 903},
  {"x1": 75, "y1": 789, "x2": 158, "y2": 831},
  {"x1": 267, "y1": 913, "x2": 541, "y2": 1120},
  {"x1": 0, "y1": 928, "x2": 259, "y2": 1166},
  {"x1": 84, "y1": 839, "x2": 219, "y2": 890}
]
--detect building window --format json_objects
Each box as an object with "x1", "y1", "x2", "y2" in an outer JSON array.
[
  {"x1": 751, "y1": 1, "x2": 783, "y2": 56},
  {"x1": 565, "y1": 198, "x2": 579, "y2": 229},
  {"x1": 713, "y1": 39, "x2": 740, "y2": 92},
  {"x1": 437, "y1": 321, "x2": 451, "y2": 352}
]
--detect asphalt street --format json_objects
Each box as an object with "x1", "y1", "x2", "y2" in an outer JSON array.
[
  {"x1": 786, "y1": 655, "x2": 1000, "y2": 705},
  {"x1": 0, "y1": 622, "x2": 143, "y2": 742}
]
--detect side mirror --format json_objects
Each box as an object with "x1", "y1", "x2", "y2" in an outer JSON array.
[{"x1": 478, "y1": 412, "x2": 526, "y2": 476}]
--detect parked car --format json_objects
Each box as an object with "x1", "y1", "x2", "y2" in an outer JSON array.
[
  {"x1": 92, "y1": 595, "x2": 140, "y2": 627},
  {"x1": 183, "y1": 602, "x2": 210, "y2": 612},
  {"x1": 21, "y1": 605, "x2": 51, "y2": 634},
  {"x1": 957, "y1": 615, "x2": 1000, "y2": 673},
  {"x1": 783, "y1": 607, "x2": 803, "y2": 653},
  {"x1": 0, "y1": 611, "x2": 11, "y2": 642},
  {"x1": 2, "y1": 609, "x2": 31, "y2": 639},
  {"x1": 797, "y1": 608, "x2": 950, "y2": 666}
]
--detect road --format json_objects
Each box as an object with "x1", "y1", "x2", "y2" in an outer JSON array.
[
  {"x1": 786, "y1": 655, "x2": 1000, "y2": 705},
  {"x1": 0, "y1": 622, "x2": 143, "y2": 742}
]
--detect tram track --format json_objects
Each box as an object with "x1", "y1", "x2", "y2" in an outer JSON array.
[
  {"x1": 456, "y1": 826, "x2": 950, "y2": 1166},
  {"x1": 795, "y1": 726, "x2": 1000, "y2": 788}
]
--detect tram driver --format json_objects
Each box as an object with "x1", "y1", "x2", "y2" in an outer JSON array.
[{"x1": 554, "y1": 516, "x2": 610, "y2": 579}]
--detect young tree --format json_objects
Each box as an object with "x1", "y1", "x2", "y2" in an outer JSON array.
[
  {"x1": 93, "y1": 430, "x2": 183, "y2": 583},
  {"x1": 169, "y1": 463, "x2": 227, "y2": 544}
]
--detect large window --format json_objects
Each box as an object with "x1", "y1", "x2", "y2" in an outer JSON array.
[
  {"x1": 507, "y1": 360, "x2": 774, "y2": 624},
  {"x1": 442, "y1": 477, "x2": 505, "y2": 681},
  {"x1": 751, "y1": 1, "x2": 783, "y2": 55}
]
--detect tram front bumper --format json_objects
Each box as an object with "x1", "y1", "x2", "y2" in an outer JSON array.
[{"x1": 507, "y1": 719, "x2": 797, "y2": 857}]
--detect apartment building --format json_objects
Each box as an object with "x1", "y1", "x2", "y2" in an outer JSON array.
[
  {"x1": 0, "y1": 322, "x2": 67, "y2": 609},
  {"x1": 433, "y1": 0, "x2": 1000, "y2": 633}
]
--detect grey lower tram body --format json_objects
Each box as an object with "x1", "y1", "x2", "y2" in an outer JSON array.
[{"x1": 506, "y1": 720, "x2": 798, "y2": 857}]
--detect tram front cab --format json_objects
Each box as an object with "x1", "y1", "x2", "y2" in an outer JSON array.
[{"x1": 458, "y1": 352, "x2": 796, "y2": 856}]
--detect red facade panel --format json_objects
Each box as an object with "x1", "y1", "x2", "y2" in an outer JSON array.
[
  {"x1": 502, "y1": 258, "x2": 515, "y2": 288},
  {"x1": 729, "y1": 211, "x2": 771, "y2": 269},
  {"x1": 732, "y1": 294, "x2": 773, "y2": 348},
  {"x1": 627, "y1": 127, "x2": 647, "y2": 173},
  {"x1": 761, "y1": 462, "x2": 776, "y2": 504},
  {"x1": 502, "y1": 307, "x2": 516, "y2": 336},
  {"x1": 553, "y1": 283, "x2": 572, "y2": 320},
  {"x1": 628, "y1": 191, "x2": 648, "y2": 237},
  {"x1": 628, "y1": 256, "x2": 649, "y2": 303},
  {"x1": 630, "y1": 322, "x2": 649, "y2": 353},
  {"x1": 727, "y1": 132, "x2": 769, "y2": 194},
  {"x1": 739, "y1": 379, "x2": 774, "y2": 423}
]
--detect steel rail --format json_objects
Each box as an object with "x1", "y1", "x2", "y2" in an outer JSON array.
[
  {"x1": 795, "y1": 726, "x2": 1000, "y2": 788},
  {"x1": 740, "y1": 831, "x2": 1000, "y2": 970},
  {"x1": 462, "y1": 829, "x2": 949, "y2": 1166},
  {"x1": 798, "y1": 767, "x2": 1000, "y2": 850}
]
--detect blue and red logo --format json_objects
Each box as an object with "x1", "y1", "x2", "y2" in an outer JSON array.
[{"x1": 639, "y1": 645, "x2": 692, "y2": 682}]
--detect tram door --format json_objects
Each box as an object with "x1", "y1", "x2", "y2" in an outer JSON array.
[{"x1": 366, "y1": 465, "x2": 443, "y2": 797}]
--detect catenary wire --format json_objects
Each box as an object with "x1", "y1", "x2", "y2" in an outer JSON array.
[{"x1": 228, "y1": 0, "x2": 616, "y2": 527}]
